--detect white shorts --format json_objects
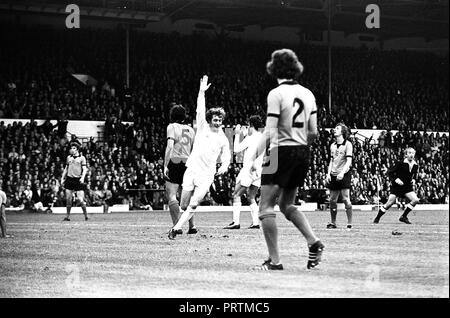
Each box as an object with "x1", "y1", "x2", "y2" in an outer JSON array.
[
  {"x1": 182, "y1": 167, "x2": 215, "y2": 193},
  {"x1": 236, "y1": 167, "x2": 261, "y2": 188}
]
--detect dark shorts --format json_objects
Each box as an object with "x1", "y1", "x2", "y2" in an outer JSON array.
[
  {"x1": 327, "y1": 172, "x2": 352, "y2": 190},
  {"x1": 64, "y1": 177, "x2": 84, "y2": 191},
  {"x1": 391, "y1": 185, "x2": 414, "y2": 197},
  {"x1": 261, "y1": 146, "x2": 310, "y2": 189},
  {"x1": 166, "y1": 160, "x2": 187, "y2": 185}
]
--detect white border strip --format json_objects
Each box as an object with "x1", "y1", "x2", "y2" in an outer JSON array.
[{"x1": 10, "y1": 203, "x2": 447, "y2": 214}]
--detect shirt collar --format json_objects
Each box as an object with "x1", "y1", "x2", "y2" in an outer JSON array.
[
  {"x1": 403, "y1": 158, "x2": 417, "y2": 166},
  {"x1": 277, "y1": 80, "x2": 298, "y2": 87}
]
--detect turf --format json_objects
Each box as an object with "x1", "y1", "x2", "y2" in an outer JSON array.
[{"x1": 0, "y1": 209, "x2": 448, "y2": 298}]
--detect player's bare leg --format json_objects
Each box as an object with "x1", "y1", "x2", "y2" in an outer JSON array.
[
  {"x1": 341, "y1": 189, "x2": 353, "y2": 229},
  {"x1": 374, "y1": 194, "x2": 397, "y2": 223},
  {"x1": 166, "y1": 181, "x2": 181, "y2": 226},
  {"x1": 170, "y1": 187, "x2": 208, "y2": 239},
  {"x1": 247, "y1": 185, "x2": 260, "y2": 228},
  {"x1": 64, "y1": 189, "x2": 73, "y2": 221},
  {"x1": 179, "y1": 189, "x2": 195, "y2": 231},
  {"x1": 279, "y1": 187, "x2": 324, "y2": 269},
  {"x1": 327, "y1": 190, "x2": 340, "y2": 228},
  {"x1": 279, "y1": 188, "x2": 320, "y2": 245},
  {"x1": 258, "y1": 184, "x2": 281, "y2": 265},
  {"x1": 399, "y1": 192, "x2": 420, "y2": 224},
  {"x1": 76, "y1": 190, "x2": 89, "y2": 221}
]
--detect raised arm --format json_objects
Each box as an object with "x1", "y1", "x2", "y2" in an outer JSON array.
[
  {"x1": 196, "y1": 75, "x2": 211, "y2": 131},
  {"x1": 249, "y1": 90, "x2": 280, "y2": 164},
  {"x1": 233, "y1": 125, "x2": 251, "y2": 153}
]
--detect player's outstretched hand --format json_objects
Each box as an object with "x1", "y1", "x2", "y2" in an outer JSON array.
[
  {"x1": 326, "y1": 174, "x2": 331, "y2": 183},
  {"x1": 216, "y1": 166, "x2": 228, "y2": 176},
  {"x1": 199, "y1": 75, "x2": 211, "y2": 93},
  {"x1": 395, "y1": 178, "x2": 404, "y2": 186}
]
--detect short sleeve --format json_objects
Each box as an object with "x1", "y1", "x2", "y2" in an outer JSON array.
[
  {"x1": 167, "y1": 124, "x2": 175, "y2": 141},
  {"x1": 266, "y1": 89, "x2": 281, "y2": 118},
  {"x1": 346, "y1": 141, "x2": 353, "y2": 157}
]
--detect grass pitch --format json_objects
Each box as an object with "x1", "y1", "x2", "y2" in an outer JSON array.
[{"x1": 0, "y1": 209, "x2": 448, "y2": 298}]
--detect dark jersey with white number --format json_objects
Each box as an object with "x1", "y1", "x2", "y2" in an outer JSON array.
[{"x1": 266, "y1": 80, "x2": 317, "y2": 149}]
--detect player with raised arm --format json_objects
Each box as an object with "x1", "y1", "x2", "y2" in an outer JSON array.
[
  {"x1": 61, "y1": 140, "x2": 89, "y2": 221},
  {"x1": 164, "y1": 103, "x2": 196, "y2": 234},
  {"x1": 373, "y1": 147, "x2": 420, "y2": 224},
  {"x1": 224, "y1": 115, "x2": 264, "y2": 230},
  {"x1": 168, "y1": 75, "x2": 231, "y2": 239},
  {"x1": 325, "y1": 123, "x2": 353, "y2": 229},
  {"x1": 248, "y1": 49, "x2": 324, "y2": 270}
]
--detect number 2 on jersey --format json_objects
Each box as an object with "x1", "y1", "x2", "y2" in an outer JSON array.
[{"x1": 292, "y1": 98, "x2": 304, "y2": 128}]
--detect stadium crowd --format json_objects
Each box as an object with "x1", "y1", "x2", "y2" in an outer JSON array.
[{"x1": 0, "y1": 24, "x2": 448, "y2": 210}]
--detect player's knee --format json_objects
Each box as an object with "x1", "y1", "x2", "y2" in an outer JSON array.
[
  {"x1": 259, "y1": 201, "x2": 275, "y2": 220},
  {"x1": 343, "y1": 199, "x2": 352, "y2": 209},
  {"x1": 411, "y1": 198, "x2": 420, "y2": 206},
  {"x1": 329, "y1": 197, "x2": 338, "y2": 204},
  {"x1": 189, "y1": 200, "x2": 199, "y2": 210},
  {"x1": 283, "y1": 205, "x2": 298, "y2": 221},
  {"x1": 168, "y1": 199, "x2": 179, "y2": 207},
  {"x1": 329, "y1": 200, "x2": 337, "y2": 209}
]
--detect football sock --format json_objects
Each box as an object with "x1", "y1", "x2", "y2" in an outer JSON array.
[
  {"x1": 66, "y1": 204, "x2": 72, "y2": 216},
  {"x1": 402, "y1": 204, "x2": 414, "y2": 217},
  {"x1": 232, "y1": 200, "x2": 241, "y2": 225},
  {"x1": 173, "y1": 206, "x2": 195, "y2": 231},
  {"x1": 249, "y1": 202, "x2": 259, "y2": 225},
  {"x1": 375, "y1": 206, "x2": 387, "y2": 219},
  {"x1": 81, "y1": 202, "x2": 87, "y2": 217},
  {"x1": 330, "y1": 201, "x2": 337, "y2": 224},
  {"x1": 345, "y1": 204, "x2": 353, "y2": 224},
  {"x1": 0, "y1": 209, "x2": 6, "y2": 237},
  {"x1": 168, "y1": 199, "x2": 180, "y2": 225}
]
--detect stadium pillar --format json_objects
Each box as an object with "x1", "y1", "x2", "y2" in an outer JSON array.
[
  {"x1": 126, "y1": 24, "x2": 130, "y2": 88},
  {"x1": 327, "y1": 0, "x2": 332, "y2": 113}
]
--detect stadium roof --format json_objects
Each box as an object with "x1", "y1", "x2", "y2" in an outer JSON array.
[{"x1": 3, "y1": 0, "x2": 449, "y2": 40}]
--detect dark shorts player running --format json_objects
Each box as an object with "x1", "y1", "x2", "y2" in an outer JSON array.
[{"x1": 374, "y1": 147, "x2": 420, "y2": 224}]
